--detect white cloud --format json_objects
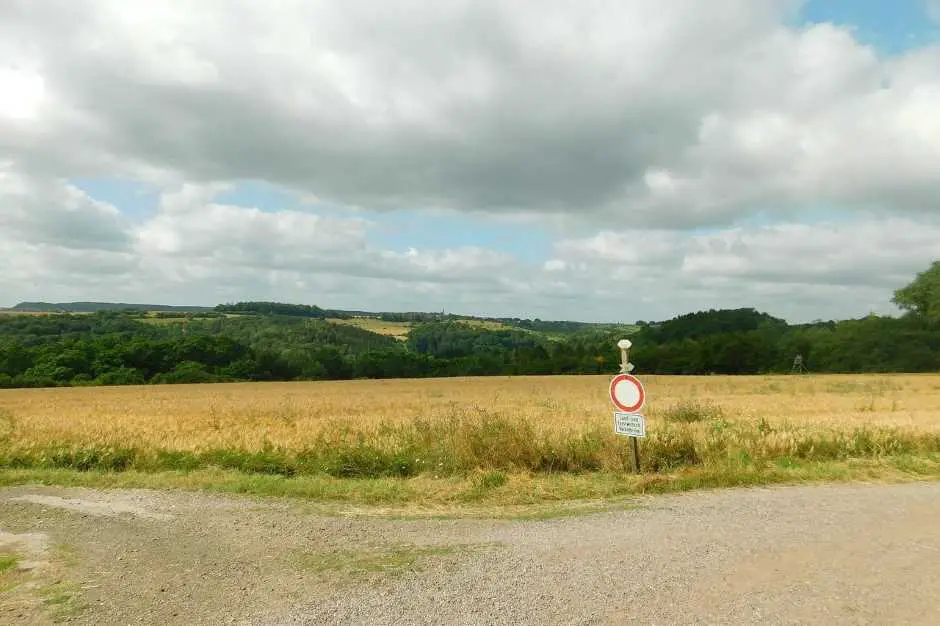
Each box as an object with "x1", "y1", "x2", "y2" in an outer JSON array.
[
  {"x1": 134, "y1": 186, "x2": 515, "y2": 286},
  {"x1": 3, "y1": 169, "x2": 932, "y2": 322},
  {"x1": 1, "y1": 2, "x2": 940, "y2": 321},
  {"x1": 0, "y1": 1, "x2": 937, "y2": 227},
  {"x1": 0, "y1": 67, "x2": 45, "y2": 121},
  {"x1": 0, "y1": 174, "x2": 530, "y2": 311},
  {"x1": 0, "y1": 166, "x2": 131, "y2": 251},
  {"x1": 137, "y1": 199, "x2": 368, "y2": 262},
  {"x1": 549, "y1": 219, "x2": 940, "y2": 321}
]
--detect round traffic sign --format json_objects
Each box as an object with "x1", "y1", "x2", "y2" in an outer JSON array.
[{"x1": 609, "y1": 373, "x2": 645, "y2": 413}]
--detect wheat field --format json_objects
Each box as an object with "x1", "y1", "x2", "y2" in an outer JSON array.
[
  {"x1": 325, "y1": 317, "x2": 514, "y2": 340},
  {"x1": 326, "y1": 318, "x2": 413, "y2": 340},
  {"x1": 2, "y1": 374, "x2": 939, "y2": 454}
]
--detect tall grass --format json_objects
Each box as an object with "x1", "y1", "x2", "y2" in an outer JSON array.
[
  {"x1": 2, "y1": 409, "x2": 938, "y2": 478},
  {"x1": 661, "y1": 399, "x2": 723, "y2": 423}
]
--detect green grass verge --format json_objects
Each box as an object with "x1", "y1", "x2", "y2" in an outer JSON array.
[{"x1": 2, "y1": 455, "x2": 939, "y2": 518}]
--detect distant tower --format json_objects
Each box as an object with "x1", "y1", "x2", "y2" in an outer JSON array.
[{"x1": 791, "y1": 353, "x2": 806, "y2": 374}]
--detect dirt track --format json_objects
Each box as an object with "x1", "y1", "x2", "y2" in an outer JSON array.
[{"x1": 2, "y1": 481, "x2": 939, "y2": 625}]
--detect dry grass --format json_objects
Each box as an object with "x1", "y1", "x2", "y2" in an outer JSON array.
[
  {"x1": 327, "y1": 318, "x2": 413, "y2": 340},
  {"x1": 3, "y1": 374, "x2": 940, "y2": 508},
  {"x1": 2, "y1": 374, "x2": 938, "y2": 454},
  {"x1": 326, "y1": 317, "x2": 516, "y2": 340}
]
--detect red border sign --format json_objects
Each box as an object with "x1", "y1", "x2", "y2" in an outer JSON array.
[{"x1": 609, "y1": 373, "x2": 645, "y2": 413}]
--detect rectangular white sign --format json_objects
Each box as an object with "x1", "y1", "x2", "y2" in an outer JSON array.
[{"x1": 614, "y1": 412, "x2": 646, "y2": 437}]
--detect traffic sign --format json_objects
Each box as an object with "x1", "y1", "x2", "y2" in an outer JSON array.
[
  {"x1": 614, "y1": 412, "x2": 646, "y2": 437},
  {"x1": 609, "y1": 373, "x2": 646, "y2": 413}
]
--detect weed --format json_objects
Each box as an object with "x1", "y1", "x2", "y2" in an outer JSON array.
[
  {"x1": 662, "y1": 400, "x2": 723, "y2": 423},
  {"x1": 297, "y1": 543, "x2": 478, "y2": 581},
  {"x1": 0, "y1": 409, "x2": 14, "y2": 440},
  {"x1": 0, "y1": 553, "x2": 18, "y2": 573},
  {"x1": 39, "y1": 580, "x2": 86, "y2": 622},
  {"x1": 477, "y1": 470, "x2": 508, "y2": 489}
]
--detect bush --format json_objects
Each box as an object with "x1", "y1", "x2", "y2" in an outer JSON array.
[
  {"x1": 662, "y1": 400, "x2": 723, "y2": 423},
  {"x1": 643, "y1": 427, "x2": 701, "y2": 471},
  {"x1": 95, "y1": 367, "x2": 146, "y2": 386},
  {"x1": 152, "y1": 361, "x2": 220, "y2": 384}
]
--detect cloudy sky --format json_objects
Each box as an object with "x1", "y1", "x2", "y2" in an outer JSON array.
[{"x1": 2, "y1": 0, "x2": 940, "y2": 323}]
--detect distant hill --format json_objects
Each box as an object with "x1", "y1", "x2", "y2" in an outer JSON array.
[
  {"x1": 12, "y1": 302, "x2": 214, "y2": 313},
  {"x1": 640, "y1": 307, "x2": 788, "y2": 343},
  {"x1": 6, "y1": 300, "x2": 640, "y2": 336},
  {"x1": 215, "y1": 301, "x2": 328, "y2": 317}
]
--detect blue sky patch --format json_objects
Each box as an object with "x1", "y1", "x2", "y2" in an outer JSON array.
[
  {"x1": 798, "y1": 0, "x2": 940, "y2": 54},
  {"x1": 366, "y1": 210, "x2": 553, "y2": 264},
  {"x1": 213, "y1": 179, "x2": 299, "y2": 212},
  {"x1": 71, "y1": 178, "x2": 160, "y2": 219}
]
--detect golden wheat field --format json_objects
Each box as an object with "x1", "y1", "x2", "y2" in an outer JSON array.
[
  {"x1": 326, "y1": 318, "x2": 414, "y2": 340},
  {"x1": 325, "y1": 317, "x2": 515, "y2": 340},
  {"x1": 2, "y1": 374, "x2": 940, "y2": 453}
]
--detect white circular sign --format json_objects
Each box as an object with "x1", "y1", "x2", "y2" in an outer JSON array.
[{"x1": 609, "y1": 374, "x2": 646, "y2": 413}]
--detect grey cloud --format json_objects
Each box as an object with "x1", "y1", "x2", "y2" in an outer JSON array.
[
  {"x1": 0, "y1": 169, "x2": 133, "y2": 251},
  {"x1": 1, "y1": 239, "x2": 137, "y2": 304},
  {"x1": 547, "y1": 218, "x2": 940, "y2": 321},
  {"x1": 11, "y1": 1, "x2": 939, "y2": 229},
  {"x1": 3, "y1": 1, "x2": 940, "y2": 323}
]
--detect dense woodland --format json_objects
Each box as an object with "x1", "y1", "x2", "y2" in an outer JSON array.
[{"x1": 2, "y1": 262, "x2": 939, "y2": 388}]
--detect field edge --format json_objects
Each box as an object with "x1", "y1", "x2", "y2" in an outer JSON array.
[{"x1": 2, "y1": 456, "x2": 939, "y2": 519}]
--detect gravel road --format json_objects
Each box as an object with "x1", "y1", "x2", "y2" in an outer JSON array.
[{"x1": 2, "y1": 481, "x2": 939, "y2": 625}]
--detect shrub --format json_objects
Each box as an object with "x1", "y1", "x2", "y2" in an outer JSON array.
[{"x1": 662, "y1": 400, "x2": 723, "y2": 423}]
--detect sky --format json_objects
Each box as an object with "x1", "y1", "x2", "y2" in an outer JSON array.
[{"x1": 2, "y1": 0, "x2": 940, "y2": 323}]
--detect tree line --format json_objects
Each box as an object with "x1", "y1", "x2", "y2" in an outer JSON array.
[{"x1": 1, "y1": 262, "x2": 938, "y2": 388}]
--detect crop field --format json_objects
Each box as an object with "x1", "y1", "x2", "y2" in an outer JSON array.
[
  {"x1": 0, "y1": 310, "x2": 52, "y2": 316},
  {"x1": 325, "y1": 317, "x2": 516, "y2": 340},
  {"x1": 326, "y1": 317, "x2": 415, "y2": 339},
  {"x1": 2, "y1": 374, "x2": 940, "y2": 507}
]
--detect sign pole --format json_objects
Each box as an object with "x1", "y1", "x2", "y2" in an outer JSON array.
[
  {"x1": 631, "y1": 437, "x2": 640, "y2": 474},
  {"x1": 610, "y1": 339, "x2": 646, "y2": 472}
]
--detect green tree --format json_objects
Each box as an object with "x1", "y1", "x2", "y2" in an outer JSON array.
[{"x1": 893, "y1": 261, "x2": 940, "y2": 323}]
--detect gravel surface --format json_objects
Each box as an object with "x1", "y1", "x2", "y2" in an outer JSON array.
[{"x1": 2, "y1": 481, "x2": 939, "y2": 625}]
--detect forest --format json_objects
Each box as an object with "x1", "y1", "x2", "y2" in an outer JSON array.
[{"x1": 1, "y1": 261, "x2": 938, "y2": 388}]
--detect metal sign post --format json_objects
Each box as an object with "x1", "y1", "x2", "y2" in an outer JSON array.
[{"x1": 611, "y1": 339, "x2": 645, "y2": 473}]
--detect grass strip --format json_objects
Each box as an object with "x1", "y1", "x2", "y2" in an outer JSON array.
[{"x1": 2, "y1": 455, "x2": 939, "y2": 518}]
